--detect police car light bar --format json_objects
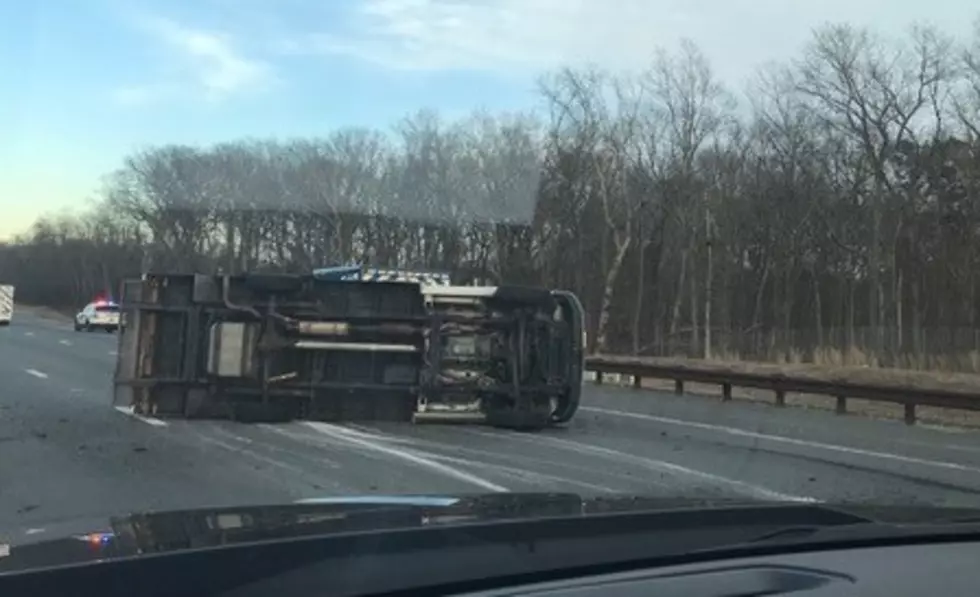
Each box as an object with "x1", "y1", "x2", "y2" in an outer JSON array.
[{"x1": 93, "y1": 294, "x2": 117, "y2": 306}]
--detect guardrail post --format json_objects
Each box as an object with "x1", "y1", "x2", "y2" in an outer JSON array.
[
  {"x1": 674, "y1": 380, "x2": 683, "y2": 395},
  {"x1": 835, "y1": 396, "x2": 846, "y2": 415},
  {"x1": 633, "y1": 375, "x2": 642, "y2": 389},
  {"x1": 775, "y1": 389, "x2": 785, "y2": 407},
  {"x1": 904, "y1": 404, "x2": 916, "y2": 425},
  {"x1": 595, "y1": 371, "x2": 603, "y2": 385},
  {"x1": 722, "y1": 383, "x2": 732, "y2": 401}
]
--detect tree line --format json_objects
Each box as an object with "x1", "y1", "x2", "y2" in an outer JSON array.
[{"x1": 3, "y1": 19, "x2": 980, "y2": 371}]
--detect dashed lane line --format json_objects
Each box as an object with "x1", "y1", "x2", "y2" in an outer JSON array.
[{"x1": 25, "y1": 369, "x2": 48, "y2": 379}]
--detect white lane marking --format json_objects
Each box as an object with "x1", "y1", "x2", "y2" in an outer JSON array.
[
  {"x1": 303, "y1": 422, "x2": 508, "y2": 492},
  {"x1": 209, "y1": 424, "x2": 342, "y2": 469},
  {"x1": 426, "y1": 452, "x2": 616, "y2": 493},
  {"x1": 24, "y1": 331, "x2": 34, "y2": 337},
  {"x1": 109, "y1": 350, "x2": 118, "y2": 356},
  {"x1": 25, "y1": 369, "x2": 48, "y2": 379},
  {"x1": 344, "y1": 424, "x2": 648, "y2": 490},
  {"x1": 493, "y1": 430, "x2": 817, "y2": 503},
  {"x1": 195, "y1": 434, "x2": 309, "y2": 474},
  {"x1": 59, "y1": 339, "x2": 72, "y2": 346},
  {"x1": 583, "y1": 406, "x2": 980, "y2": 474},
  {"x1": 296, "y1": 423, "x2": 615, "y2": 492},
  {"x1": 25, "y1": 528, "x2": 45, "y2": 535},
  {"x1": 259, "y1": 422, "x2": 419, "y2": 453},
  {"x1": 278, "y1": 423, "x2": 630, "y2": 492},
  {"x1": 113, "y1": 406, "x2": 168, "y2": 427}
]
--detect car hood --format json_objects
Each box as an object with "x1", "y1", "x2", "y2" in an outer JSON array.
[{"x1": 3, "y1": 493, "x2": 980, "y2": 573}]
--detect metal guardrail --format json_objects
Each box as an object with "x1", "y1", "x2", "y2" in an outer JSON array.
[{"x1": 584, "y1": 355, "x2": 980, "y2": 425}]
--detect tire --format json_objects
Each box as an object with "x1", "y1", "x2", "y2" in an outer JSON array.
[
  {"x1": 549, "y1": 291, "x2": 585, "y2": 425},
  {"x1": 73, "y1": 321, "x2": 81, "y2": 331},
  {"x1": 550, "y1": 387, "x2": 581, "y2": 425}
]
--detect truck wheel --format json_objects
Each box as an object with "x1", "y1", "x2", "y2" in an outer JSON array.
[{"x1": 550, "y1": 388, "x2": 581, "y2": 425}]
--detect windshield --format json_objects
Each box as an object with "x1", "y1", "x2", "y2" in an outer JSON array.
[{"x1": 2, "y1": 2, "x2": 980, "y2": 549}]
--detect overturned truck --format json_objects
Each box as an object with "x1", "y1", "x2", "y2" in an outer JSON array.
[{"x1": 112, "y1": 270, "x2": 585, "y2": 430}]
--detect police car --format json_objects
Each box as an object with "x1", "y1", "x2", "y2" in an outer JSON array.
[{"x1": 74, "y1": 298, "x2": 120, "y2": 333}]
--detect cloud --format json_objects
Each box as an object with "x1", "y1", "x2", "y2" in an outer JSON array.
[
  {"x1": 114, "y1": 15, "x2": 275, "y2": 105},
  {"x1": 274, "y1": 0, "x2": 979, "y2": 88},
  {"x1": 287, "y1": 0, "x2": 691, "y2": 73}
]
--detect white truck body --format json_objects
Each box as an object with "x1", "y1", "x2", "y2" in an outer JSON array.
[{"x1": 0, "y1": 284, "x2": 14, "y2": 325}]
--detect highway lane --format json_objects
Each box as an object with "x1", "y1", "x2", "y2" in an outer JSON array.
[{"x1": 4, "y1": 310, "x2": 980, "y2": 542}]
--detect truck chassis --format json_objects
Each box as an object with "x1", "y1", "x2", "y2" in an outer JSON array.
[{"x1": 112, "y1": 273, "x2": 584, "y2": 430}]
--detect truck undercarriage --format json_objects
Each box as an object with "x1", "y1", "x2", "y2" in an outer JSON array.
[{"x1": 112, "y1": 273, "x2": 584, "y2": 430}]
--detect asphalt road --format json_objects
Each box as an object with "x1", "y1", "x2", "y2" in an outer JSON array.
[{"x1": 4, "y1": 311, "x2": 980, "y2": 541}]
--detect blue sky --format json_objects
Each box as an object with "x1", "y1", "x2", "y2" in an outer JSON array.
[{"x1": 1, "y1": 0, "x2": 976, "y2": 239}]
